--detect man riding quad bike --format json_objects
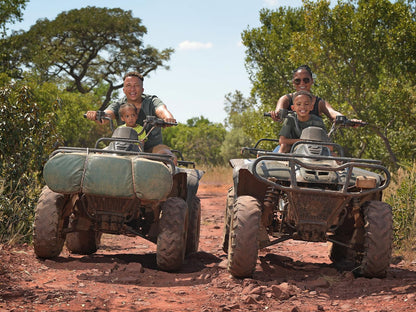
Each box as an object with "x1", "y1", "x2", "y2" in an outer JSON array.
[
  {"x1": 34, "y1": 112, "x2": 204, "y2": 272},
  {"x1": 222, "y1": 112, "x2": 392, "y2": 279}
]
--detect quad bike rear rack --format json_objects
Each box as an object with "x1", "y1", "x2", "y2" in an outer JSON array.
[{"x1": 50, "y1": 147, "x2": 176, "y2": 171}]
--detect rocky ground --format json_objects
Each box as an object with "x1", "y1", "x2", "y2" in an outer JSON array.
[{"x1": 1, "y1": 183, "x2": 416, "y2": 312}]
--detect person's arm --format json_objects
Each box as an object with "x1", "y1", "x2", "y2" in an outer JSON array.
[
  {"x1": 270, "y1": 94, "x2": 291, "y2": 121},
  {"x1": 277, "y1": 118, "x2": 298, "y2": 153},
  {"x1": 319, "y1": 99, "x2": 343, "y2": 122},
  {"x1": 85, "y1": 109, "x2": 114, "y2": 125},
  {"x1": 279, "y1": 136, "x2": 299, "y2": 153},
  {"x1": 155, "y1": 105, "x2": 176, "y2": 124},
  {"x1": 319, "y1": 98, "x2": 363, "y2": 125}
]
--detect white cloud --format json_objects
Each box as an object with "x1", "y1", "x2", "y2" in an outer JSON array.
[
  {"x1": 178, "y1": 40, "x2": 213, "y2": 51},
  {"x1": 263, "y1": 0, "x2": 279, "y2": 7}
]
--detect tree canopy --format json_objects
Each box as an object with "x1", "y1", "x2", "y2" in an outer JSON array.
[
  {"x1": 6, "y1": 6, "x2": 174, "y2": 107},
  {"x1": 0, "y1": 0, "x2": 28, "y2": 35},
  {"x1": 242, "y1": 0, "x2": 416, "y2": 167},
  {"x1": 163, "y1": 117, "x2": 227, "y2": 166}
]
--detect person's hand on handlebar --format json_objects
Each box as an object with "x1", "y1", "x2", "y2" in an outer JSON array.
[
  {"x1": 269, "y1": 110, "x2": 281, "y2": 122},
  {"x1": 163, "y1": 118, "x2": 177, "y2": 127},
  {"x1": 335, "y1": 115, "x2": 366, "y2": 128},
  {"x1": 85, "y1": 110, "x2": 98, "y2": 121},
  {"x1": 85, "y1": 110, "x2": 110, "y2": 124},
  {"x1": 349, "y1": 118, "x2": 366, "y2": 128}
]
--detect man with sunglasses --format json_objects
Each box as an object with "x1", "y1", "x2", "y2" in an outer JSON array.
[{"x1": 270, "y1": 65, "x2": 343, "y2": 122}]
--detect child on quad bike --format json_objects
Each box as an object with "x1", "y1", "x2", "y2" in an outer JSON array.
[
  {"x1": 278, "y1": 90, "x2": 326, "y2": 153},
  {"x1": 118, "y1": 103, "x2": 146, "y2": 140}
]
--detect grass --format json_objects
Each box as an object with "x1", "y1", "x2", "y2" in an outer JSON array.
[
  {"x1": 384, "y1": 162, "x2": 416, "y2": 262},
  {"x1": 199, "y1": 165, "x2": 233, "y2": 185},
  {"x1": 0, "y1": 176, "x2": 40, "y2": 245}
]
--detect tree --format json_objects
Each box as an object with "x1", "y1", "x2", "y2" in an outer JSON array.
[
  {"x1": 221, "y1": 91, "x2": 257, "y2": 160},
  {"x1": 242, "y1": 7, "x2": 305, "y2": 111},
  {"x1": 0, "y1": 0, "x2": 28, "y2": 35},
  {"x1": 23, "y1": 75, "x2": 111, "y2": 147},
  {"x1": 224, "y1": 90, "x2": 256, "y2": 128},
  {"x1": 7, "y1": 6, "x2": 174, "y2": 107},
  {"x1": 163, "y1": 117, "x2": 226, "y2": 166},
  {"x1": 242, "y1": 0, "x2": 416, "y2": 167},
  {"x1": 0, "y1": 0, "x2": 28, "y2": 81},
  {"x1": 0, "y1": 82, "x2": 60, "y2": 187},
  {"x1": 294, "y1": 0, "x2": 416, "y2": 167},
  {"x1": 239, "y1": 7, "x2": 306, "y2": 144}
]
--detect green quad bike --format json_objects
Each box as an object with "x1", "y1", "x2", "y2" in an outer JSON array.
[
  {"x1": 223, "y1": 112, "x2": 392, "y2": 279},
  {"x1": 34, "y1": 112, "x2": 204, "y2": 271}
]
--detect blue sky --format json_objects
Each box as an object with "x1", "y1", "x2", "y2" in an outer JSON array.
[{"x1": 8, "y1": 0, "x2": 306, "y2": 124}]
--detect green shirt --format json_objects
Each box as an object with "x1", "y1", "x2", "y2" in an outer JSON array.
[
  {"x1": 279, "y1": 114, "x2": 326, "y2": 139},
  {"x1": 119, "y1": 124, "x2": 146, "y2": 140},
  {"x1": 107, "y1": 94, "x2": 165, "y2": 150}
]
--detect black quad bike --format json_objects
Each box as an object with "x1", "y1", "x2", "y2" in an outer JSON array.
[
  {"x1": 34, "y1": 112, "x2": 204, "y2": 271},
  {"x1": 223, "y1": 112, "x2": 392, "y2": 279}
]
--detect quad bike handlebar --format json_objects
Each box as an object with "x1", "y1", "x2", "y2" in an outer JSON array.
[
  {"x1": 333, "y1": 115, "x2": 367, "y2": 127},
  {"x1": 83, "y1": 111, "x2": 115, "y2": 132},
  {"x1": 327, "y1": 115, "x2": 367, "y2": 137},
  {"x1": 264, "y1": 109, "x2": 288, "y2": 121},
  {"x1": 142, "y1": 115, "x2": 177, "y2": 129},
  {"x1": 264, "y1": 111, "x2": 366, "y2": 127},
  {"x1": 265, "y1": 111, "x2": 367, "y2": 139},
  {"x1": 84, "y1": 111, "x2": 177, "y2": 135}
]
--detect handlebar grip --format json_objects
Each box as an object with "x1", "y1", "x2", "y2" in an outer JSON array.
[
  {"x1": 350, "y1": 121, "x2": 368, "y2": 127},
  {"x1": 165, "y1": 121, "x2": 178, "y2": 126}
]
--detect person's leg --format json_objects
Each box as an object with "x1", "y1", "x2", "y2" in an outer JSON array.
[
  {"x1": 279, "y1": 143, "x2": 291, "y2": 153},
  {"x1": 147, "y1": 144, "x2": 178, "y2": 165}
]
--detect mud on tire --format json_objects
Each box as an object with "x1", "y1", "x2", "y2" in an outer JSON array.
[
  {"x1": 357, "y1": 201, "x2": 393, "y2": 278},
  {"x1": 186, "y1": 196, "x2": 201, "y2": 255},
  {"x1": 66, "y1": 231, "x2": 102, "y2": 255},
  {"x1": 157, "y1": 197, "x2": 188, "y2": 271},
  {"x1": 222, "y1": 187, "x2": 234, "y2": 253},
  {"x1": 227, "y1": 195, "x2": 261, "y2": 278},
  {"x1": 33, "y1": 186, "x2": 68, "y2": 259}
]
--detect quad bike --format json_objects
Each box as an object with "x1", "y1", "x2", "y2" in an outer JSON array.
[
  {"x1": 223, "y1": 111, "x2": 392, "y2": 279},
  {"x1": 33, "y1": 112, "x2": 204, "y2": 271}
]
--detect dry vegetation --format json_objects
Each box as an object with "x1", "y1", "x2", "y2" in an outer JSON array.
[{"x1": 199, "y1": 165, "x2": 233, "y2": 185}]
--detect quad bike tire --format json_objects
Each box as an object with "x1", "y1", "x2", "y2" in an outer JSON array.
[
  {"x1": 33, "y1": 186, "x2": 67, "y2": 259},
  {"x1": 227, "y1": 195, "x2": 261, "y2": 278},
  {"x1": 357, "y1": 201, "x2": 393, "y2": 278},
  {"x1": 186, "y1": 196, "x2": 201, "y2": 255},
  {"x1": 66, "y1": 231, "x2": 102, "y2": 255},
  {"x1": 157, "y1": 197, "x2": 188, "y2": 271},
  {"x1": 222, "y1": 187, "x2": 234, "y2": 253}
]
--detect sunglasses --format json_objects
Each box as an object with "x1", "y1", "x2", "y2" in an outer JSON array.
[{"x1": 293, "y1": 78, "x2": 311, "y2": 85}]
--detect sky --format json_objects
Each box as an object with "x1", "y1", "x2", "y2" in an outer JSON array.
[{"x1": 8, "y1": 0, "x2": 306, "y2": 124}]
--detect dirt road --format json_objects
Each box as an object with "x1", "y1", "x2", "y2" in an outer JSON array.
[{"x1": 1, "y1": 183, "x2": 416, "y2": 311}]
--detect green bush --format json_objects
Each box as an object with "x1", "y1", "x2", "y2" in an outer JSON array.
[
  {"x1": 385, "y1": 163, "x2": 416, "y2": 247},
  {"x1": 0, "y1": 82, "x2": 59, "y2": 244},
  {"x1": 0, "y1": 176, "x2": 40, "y2": 244}
]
